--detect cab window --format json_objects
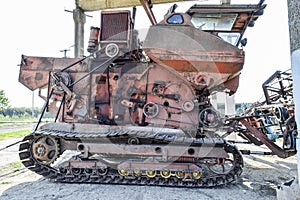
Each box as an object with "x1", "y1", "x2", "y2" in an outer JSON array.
[{"x1": 167, "y1": 14, "x2": 184, "y2": 24}]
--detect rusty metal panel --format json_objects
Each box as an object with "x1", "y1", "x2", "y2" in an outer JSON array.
[
  {"x1": 142, "y1": 25, "x2": 244, "y2": 90},
  {"x1": 19, "y1": 55, "x2": 85, "y2": 91},
  {"x1": 19, "y1": 70, "x2": 49, "y2": 91}
]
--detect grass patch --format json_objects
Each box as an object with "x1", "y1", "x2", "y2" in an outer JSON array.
[
  {"x1": 0, "y1": 181, "x2": 12, "y2": 185},
  {"x1": 0, "y1": 117, "x2": 36, "y2": 127},
  {"x1": 8, "y1": 161, "x2": 23, "y2": 169},
  {"x1": 0, "y1": 161, "x2": 24, "y2": 177},
  {"x1": 0, "y1": 116, "x2": 36, "y2": 121},
  {"x1": 0, "y1": 117, "x2": 54, "y2": 127},
  {"x1": 0, "y1": 129, "x2": 30, "y2": 140}
]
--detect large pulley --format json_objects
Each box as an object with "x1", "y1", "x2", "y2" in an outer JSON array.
[
  {"x1": 198, "y1": 107, "x2": 221, "y2": 128},
  {"x1": 143, "y1": 102, "x2": 159, "y2": 118},
  {"x1": 50, "y1": 72, "x2": 72, "y2": 93},
  {"x1": 283, "y1": 116, "x2": 297, "y2": 149}
]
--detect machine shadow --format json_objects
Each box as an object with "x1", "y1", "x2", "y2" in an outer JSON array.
[{"x1": 0, "y1": 164, "x2": 287, "y2": 200}]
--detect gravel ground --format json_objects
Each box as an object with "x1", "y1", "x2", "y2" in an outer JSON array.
[{"x1": 0, "y1": 128, "x2": 298, "y2": 200}]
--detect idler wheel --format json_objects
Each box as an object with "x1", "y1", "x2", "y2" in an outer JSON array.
[
  {"x1": 146, "y1": 170, "x2": 157, "y2": 178},
  {"x1": 160, "y1": 170, "x2": 171, "y2": 178},
  {"x1": 31, "y1": 136, "x2": 60, "y2": 165},
  {"x1": 192, "y1": 171, "x2": 202, "y2": 179},
  {"x1": 175, "y1": 171, "x2": 185, "y2": 179},
  {"x1": 118, "y1": 169, "x2": 128, "y2": 176}
]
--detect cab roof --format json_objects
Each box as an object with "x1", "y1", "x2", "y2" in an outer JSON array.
[{"x1": 186, "y1": 3, "x2": 266, "y2": 33}]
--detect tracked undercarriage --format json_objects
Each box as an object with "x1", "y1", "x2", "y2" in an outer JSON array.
[
  {"x1": 17, "y1": 1, "x2": 297, "y2": 188},
  {"x1": 19, "y1": 124, "x2": 243, "y2": 187}
]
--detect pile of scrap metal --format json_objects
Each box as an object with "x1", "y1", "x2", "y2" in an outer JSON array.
[{"x1": 227, "y1": 69, "x2": 297, "y2": 158}]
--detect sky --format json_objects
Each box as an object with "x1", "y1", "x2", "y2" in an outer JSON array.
[{"x1": 0, "y1": 0, "x2": 291, "y2": 108}]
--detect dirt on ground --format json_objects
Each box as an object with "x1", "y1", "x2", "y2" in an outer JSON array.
[{"x1": 0, "y1": 135, "x2": 297, "y2": 200}]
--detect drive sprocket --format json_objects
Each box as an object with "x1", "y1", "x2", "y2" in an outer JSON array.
[{"x1": 31, "y1": 135, "x2": 60, "y2": 165}]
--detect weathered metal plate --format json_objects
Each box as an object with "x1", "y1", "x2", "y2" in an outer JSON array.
[{"x1": 76, "y1": 0, "x2": 191, "y2": 11}]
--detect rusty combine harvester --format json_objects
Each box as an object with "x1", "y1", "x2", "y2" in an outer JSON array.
[{"x1": 17, "y1": 1, "x2": 297, "y2": 187}]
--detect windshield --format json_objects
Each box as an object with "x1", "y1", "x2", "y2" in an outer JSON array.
[
  {"x1": 191, "y1": 14, "x2": 237, "y2": 31},
  {"x1": 218, "y1": 32, "x2": 241, "y2": 46},
  {"x1": 190, "y1": 13, "x2": 241, "y2": 46}
]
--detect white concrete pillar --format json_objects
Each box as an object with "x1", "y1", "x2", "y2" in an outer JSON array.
[
  {"x1": 291, "y1": 49, "x2": 300, "y2": 186},
  {"x1": 277, "y1": 1, "x2": 300, "y2": 199},
  {"x1": 287, "y1": 0, "x2": 300, "y2": 188}
]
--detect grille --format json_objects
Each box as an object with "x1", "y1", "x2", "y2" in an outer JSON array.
[{"x1": 100, "y1": 11, "x2": 130, "y2": 41}]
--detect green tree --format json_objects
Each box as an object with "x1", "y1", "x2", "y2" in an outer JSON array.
[{"x1": 0, "y1": 90, "x2": 9, "y2": 109}]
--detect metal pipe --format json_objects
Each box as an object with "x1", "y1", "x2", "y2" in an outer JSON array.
[
  {"x1": 139, "y1": 0, "x2": 157, "y2": 25},
  {"x1": 262, "y1": 70, "x2": 282, "y2": 104},
  {"x1": 239, "y1": 119, "x2": 295, "y2": 158}
]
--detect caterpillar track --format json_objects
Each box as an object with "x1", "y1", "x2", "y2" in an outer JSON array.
[{"x1": 19, "y1": 125, "x2": 243, "y2": 188}]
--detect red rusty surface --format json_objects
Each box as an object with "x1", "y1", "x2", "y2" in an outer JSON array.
[
  {"x1": 142, "y1": 23, "x2": 244, "y2": 92},
  {"x1": 19, "y1": 55, "x2": 83, "y2": 91},
  {"x1": 18, "y1": 7, "x2": 263, "y2": 133},
  {"x1": 239, "y1": 119, "x2": 296, "y2": 158},
  {"x1": 145, "y1": 49, "x2": 244, "y2": 73}
]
